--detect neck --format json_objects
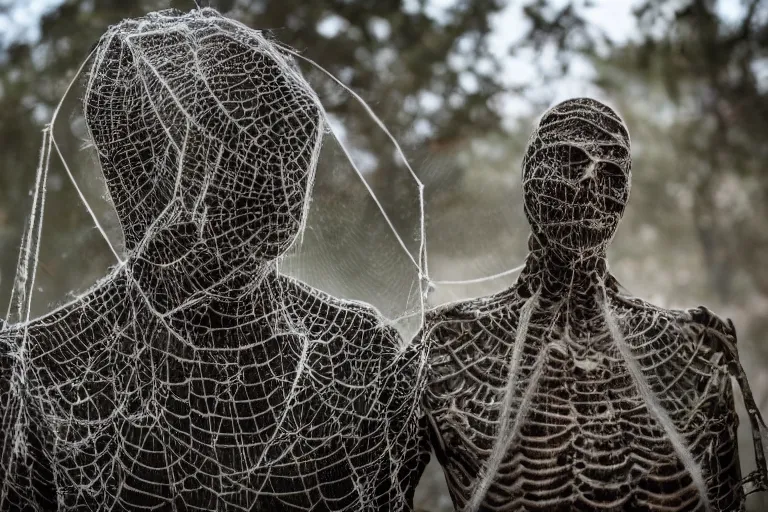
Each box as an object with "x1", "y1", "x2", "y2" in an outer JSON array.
[
  {"x1": 128, "y1": 212, "x2": 275, "y2": 311},
  {"x1": 520, "y1": 232, "x2": 610, "y2": 302}
]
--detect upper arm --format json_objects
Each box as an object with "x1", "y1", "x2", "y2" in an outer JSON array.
[{"x1": 0, "y1": 325, "x2": 59, "y2": 510}]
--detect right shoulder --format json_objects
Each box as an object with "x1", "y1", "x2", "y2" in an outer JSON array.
[
  {"x1": 274, "y1": 274, "x2": 406, "y2": 353},
  {"x1": 420, "y1": 285, "x2": 527, "y2": 365},
  {"x1": 424, "y1": 284, "x2": 523, "y2": 335},
  {"x1": 0, "y1": 269, "x2": 128, "y2": 352}
]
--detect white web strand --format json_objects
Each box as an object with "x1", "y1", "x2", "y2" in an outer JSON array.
[
  {"x1": 2, "y1": 125, "x2": 52, "y2": 508},
  {"x1": 429, "y1": 264, "x2": 526, "y2": 286},
  {"x1": 601, "y1": 295, "x2": 711, "y2": 512},
  {"x1": 465, "y1": 287, "x2": 540, "y2": 512},
  {"x1": 6, "y1": 127, "x2": 51, "y2": 326},
  {"x1": 51, "y1": 47, "x2": 123, "y2": 266},
  {"x1": 18, "y1": 126, "x2": 52, "y2": 346},
  {"x1": 3, "y1": 208, "x2": 31, "y2": 323},
  {"x1": 278, "y1": 47, "x2": 428, "y2": 278},
  {"x1": 5, "y1": 211, "x2": 30, "y2": 325}
]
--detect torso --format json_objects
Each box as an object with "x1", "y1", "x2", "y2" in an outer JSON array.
[
  {"x1": 6, "y1": 269, "x2": 426, "y2": 511},
  {"x1": 424, "y1": 278, "x2": 742, "y2": 512}
]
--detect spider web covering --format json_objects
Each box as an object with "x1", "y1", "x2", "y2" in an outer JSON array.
[
  {"x1": 421, "y1": 141, "x2": 529, "y2": 309},
  {"x1": 0, "y1": 8, "x2": 430, "y2": 511},
  {"x1": 278, "y1": 59, "x2": 428, "y2": 342},
  {"x1": 421, "y1": 98, "x2": 768, "y2": 512}
]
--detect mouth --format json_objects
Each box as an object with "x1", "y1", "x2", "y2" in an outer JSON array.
[
  {"x1": 577, "y1": 217, "x2": 614, "y2": 229},
  {"x1": 559, "y1": 188, "x2": 626, "y2": 219},
  {"x1": 538, "y1": 216, "x2": 615, "y2": 230}
]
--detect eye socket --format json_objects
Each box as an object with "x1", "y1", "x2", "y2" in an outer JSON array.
[
  {"x1": 598, "y1": 161, "x2": 625, "y2": 178},
  {"x1": 550, "y1": 144, "x2": 590, "y2": 180},
  {"x1": 596, "y1": 161, "x2": 628, "y2": 196}
]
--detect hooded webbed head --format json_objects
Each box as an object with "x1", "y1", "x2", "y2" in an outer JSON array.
[
  {"x1": 522, "y1": 97, "x2": 631, "y2": 256},
  {"x1": 84, "y1": 9, "x2": 323, "y2": 269}
]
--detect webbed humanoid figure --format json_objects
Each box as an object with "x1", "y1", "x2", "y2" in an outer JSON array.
[
  {"x1": 423, "y1": 98, "x2": 766, "y2": 512},
  {"x1": 0, "y1": 9, "x2": 425, "y2": 511}
]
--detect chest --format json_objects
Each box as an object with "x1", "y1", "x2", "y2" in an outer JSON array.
[{"x1": 427, "y1": 309, "x2": 729, "y2": 447}]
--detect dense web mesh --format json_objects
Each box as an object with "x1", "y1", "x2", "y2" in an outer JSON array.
[
  {"x1": 3, "y1": 6, "x2": 766, "y2": 512},
  {"x1": 421, "y1": 98, "x2": 768, "y2": 511},
  {"x1": 0, "y1": 8, "x2": 428, "y2": 511}
]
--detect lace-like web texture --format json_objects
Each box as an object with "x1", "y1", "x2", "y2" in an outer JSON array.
[
  {"x1": 422, "y1": 99, "x2": 748, "y2": 512},
  {"x1": 0, "y1": 9, "x2": 425, "y2": 511}
]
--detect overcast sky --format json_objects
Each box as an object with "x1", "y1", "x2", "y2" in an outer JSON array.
[{"x1": 0, "y1": 0, "x2": 744, "y2": 124}]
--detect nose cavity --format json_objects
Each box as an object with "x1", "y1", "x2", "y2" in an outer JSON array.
[{"x1": 579, "y1": 159, "x2": 597, "y2": 183}]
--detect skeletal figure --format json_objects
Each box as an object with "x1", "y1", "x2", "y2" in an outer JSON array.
[
  {"x1": 422, "y1": 98, "x2": 767, "y2": 512},
  {"x1": 0, "y1": 9, "x2": 425, "y2": 511}
]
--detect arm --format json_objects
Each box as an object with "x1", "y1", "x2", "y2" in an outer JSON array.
[
  {"x1": 0, "y1": 279, "x2": 132, "y2": 510},
  {"x1": 685, "y1": 306, "x2": 768, "y2": 496},
  {"x1": 0, "y1": 324, "x2": 56, "y2": 511}
]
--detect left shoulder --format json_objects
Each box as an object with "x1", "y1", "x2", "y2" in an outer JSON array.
[
  {"x1": 274, "y1": 274, "x2": 405, "y2": 349},
  {"x1": 610, "y1": 290, "x2": 736, "y2": 340}
]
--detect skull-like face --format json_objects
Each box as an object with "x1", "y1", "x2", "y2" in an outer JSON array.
[
  {"x1": 522, "y1": 98, "x2": 631, "y2": 254},
  {"x1": 85, "y1": 9, "x2": 322, "y2": 263}
]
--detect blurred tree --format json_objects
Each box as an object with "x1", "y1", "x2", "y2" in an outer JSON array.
[
  {"x1": 625, "y1": 0, "x2": 768, "y2": 306},
  {"x1": 514, "y1": 0, "x2": 768, "y2": 342}
]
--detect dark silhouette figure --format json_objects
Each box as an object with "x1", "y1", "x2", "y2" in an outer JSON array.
[
  {"x1": 0, "y1": 9, "x2": 425, "y2": 511},
  {"x1": 422, "y1": 98, "x2": 762, "y2": 512}
]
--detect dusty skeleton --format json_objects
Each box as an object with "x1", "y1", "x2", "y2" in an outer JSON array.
[
  {"x1": 422, "y1": 98, "x2": 768, "y2": 512},
  {"x1": 0, "y1": 9, "x2": 425, "y2": 511}
]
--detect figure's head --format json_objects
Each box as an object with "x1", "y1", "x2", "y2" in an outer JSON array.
[
  {"x1": 522, "y1": 97, "x2": 630, "y2": 255},
  {"x1": 84, "y1": 9, "x2": 322, "y2": 264}
]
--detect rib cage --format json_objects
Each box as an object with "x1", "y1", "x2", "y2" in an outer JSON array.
[
  {"x1": 423, "y1": 286, "x2": 742, "y2": 511},
  {"x1": 421, "y1": 98, "x2": 744, "y2": 512}
]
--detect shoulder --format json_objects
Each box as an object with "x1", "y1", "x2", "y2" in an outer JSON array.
[
  {"x1": 272, "y1": 275, "x2": 426, "y2": 410},
  {"x1": 609, "y1": 289, "x2": 734, "y2": 340},
  {"x1": 0, "y1": 270, "x2": 128, "y2": 358},
  {"x1": 274, "y1": 274, "x2": 405, "y2": 349},
  {"x1": 424, "y1": 284, "x2": 524, "y2": 337}
]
